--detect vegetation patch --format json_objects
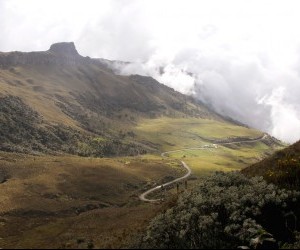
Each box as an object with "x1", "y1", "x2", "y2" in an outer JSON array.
[
  {"x1": 140, "y1": 172, "x2": 300, "y2": 249},
  {"x1": 0, "y1": 96, "x2": 151, "y2": 157},
  {"x1": 243, "y1": 140, "x2": 300, "y2": 190},
  {"x1": 166, "y1": 141, "x2": 278, "y2": 176},
  {"x1": 0, "y1": 153, "x2": 182, "y2": 249},
  {"x1": 135, "y1": 117, "x2": 268, "y2": 152}
]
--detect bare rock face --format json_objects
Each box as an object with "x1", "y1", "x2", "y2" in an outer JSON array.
[
  {"x1": 49, "y1": 42, "x2": 80, "y2": 56},
  {"x1": 0, "y1": 42, "x2": 91, "y2": 68}
]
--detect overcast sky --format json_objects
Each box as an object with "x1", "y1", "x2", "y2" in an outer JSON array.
[{"x1": 1, "y1": 0, "x2": 300, "y2": 143}]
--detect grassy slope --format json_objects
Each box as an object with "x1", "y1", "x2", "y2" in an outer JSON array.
[
  {"x1": 0, "y1": 63, "x2": 225, "y2": 156},
  {"x1": 0, "y1": 64, "x2": 217, "y2": 129},
  {"x1": 135, "y1": 117, "x2": 283, "y2": 176},
  {"x1": 0, "y1": 117, "x2": 284, "y2": 248},
  {"x1": 0, "y1": 47, "x2": 276, "y2": 158},
  {"x1": 0, "y1": 152, "x2": 182, "y2": 248},
  {"x1": 168, "y1": 142, "x2": 271, "y2": 176},
  {"x1": 242, "y1": 140, "x2": 300, "y2": 190},
  {"x1": 0, "y1": 46, "x2": 286, "y2": 248},
  {"x1": 135, "y1": 117, "x2": 262, "y2": 151}
]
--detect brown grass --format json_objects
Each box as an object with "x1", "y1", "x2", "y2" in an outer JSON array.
[{"x1": 0, "y1": 152, "x2": 182, "y2": 248}]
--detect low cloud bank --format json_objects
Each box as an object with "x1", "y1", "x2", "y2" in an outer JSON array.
[
  {"x1": 1, "y1": 0, "x2": 300, "y2": 143},
  {"x1": 111, "y1": 48, "x2": 300, "y2": 143}
]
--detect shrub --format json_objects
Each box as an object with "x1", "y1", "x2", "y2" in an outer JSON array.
[
  {"x1": 0, "y1": 96, "x2": 149, "y2": 157},
  {"x1": 141, "y1": 172, "x2": 300, "y2": 249}
]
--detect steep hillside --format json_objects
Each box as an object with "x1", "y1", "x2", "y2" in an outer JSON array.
[
  {"x1": 0, "y1": 42, "x2": 267, "y2": 156},
  {"x1": 242, "y1": 140, "x2": 300, "y2": 190},
  {"x1": 0, "y1": 42, "x2": 221, "y2": 155},
  {"x1": 0, "y1": 43, "x2": 289, "y2": 249}
]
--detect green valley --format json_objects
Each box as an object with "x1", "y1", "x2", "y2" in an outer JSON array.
[{"x1": 0, "y1": 43, "x2": 291, "y2": 249}]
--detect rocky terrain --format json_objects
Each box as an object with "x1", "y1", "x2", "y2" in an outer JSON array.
[{"x1": 0, "y1": 42, "x2": 104, "y2": 68}]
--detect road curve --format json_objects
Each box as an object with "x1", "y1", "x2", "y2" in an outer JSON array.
[
  {"x1": 139, "y1": 133, "x2": 268, "y2": 203},
  {"x1": 139, "y1": 161, "x2": 191, "y2": 203},
  {"x1": 217, "y1": 134, "x2": 268, "y2": 145}
]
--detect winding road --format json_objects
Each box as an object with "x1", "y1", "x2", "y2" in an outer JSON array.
[
  {"x1": 139, "y1": 161, "x2": 191, "y2": 202},
  {"x1": 139, "y1": 134, "x2": 268, "y2": 203}
]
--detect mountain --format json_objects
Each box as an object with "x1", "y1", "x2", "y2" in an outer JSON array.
[
  {"x1": 0, "y1": 42, "x2": 216, "y2": 154},
  {"x1": 0, "y1": 42, "x2": 262, "y2": 156},
  {"x1": 0, "y1": 42, "x2": 289, "y2": 249},
  {"x1": 242, "y1": 140, "x2": 300, "y2": 190}
]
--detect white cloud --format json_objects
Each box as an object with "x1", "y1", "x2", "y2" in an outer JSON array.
[
  {"x1": 1, "y1": 0, "x2": 300, "y2": 142},
  {"x1": 259, "y1": 87, "x2": 300, "y2": 142}
]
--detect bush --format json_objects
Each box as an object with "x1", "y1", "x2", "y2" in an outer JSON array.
[
  {"x1": 0, "y1": 96, "x2": 150, "y2": 157},
  {"x1": 140, "y1": 172, "x2": 300, "y2": 249}
]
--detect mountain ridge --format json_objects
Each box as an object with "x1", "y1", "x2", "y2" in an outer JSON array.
[
  {"x1": 0, "y1": 42, "x2": 109, "y2": 68},
  {"x1": 0, "y1": 42, "x2": 278, "y2": 157},
  {"x1": 0, "y1": 42, "x2": 290, "y2": 249}
]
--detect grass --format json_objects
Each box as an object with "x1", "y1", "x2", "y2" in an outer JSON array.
[
  {"x1": 0, "y1": 152, "x2": 182, "y2": 248},
  {"x1": 136, "y1": 117, "x2": 276, "y2": 175},
  {"x1": 0, "y1": 140, "x2": 277, "y2": 248},
  {"x1": 135, "y1": 117, "x2": 263, "y2": 151},
  {"x1": 0, "y1": 46, "x2": 287, "y2": 248},
  {"x1": 0, "y1": 131, "x2": 284, "y2": 249},
  {"x1": 1, "y1": 205, "x2": 163, "y2": 249},
  {"x1": 134, "y1": 117, "x2": 283, "y2": 177},
  {"x1": 166, "y1": 141, "x2": 277, "y2": 176},
  {"x1": 0, "y1": 108, "x2": 284, "y2": 248}
]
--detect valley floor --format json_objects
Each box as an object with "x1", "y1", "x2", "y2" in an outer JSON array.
[
  {"x1": 0, "y1": 44, "x2": 291, "y2": 248},
  {"x1": 0, "y1": 133, "x2": 282, "y2": 249},
  {"x1": 0, "y1": 153, "x2": 183, "y2": 248}
]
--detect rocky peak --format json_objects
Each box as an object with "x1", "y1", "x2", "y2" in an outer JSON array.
[
  {"x1": 0, "y1": 42, "x2": 92, "y2": 68},
  {"x1": 49, "y1": 42, "x2": 79, "y2": 56}
]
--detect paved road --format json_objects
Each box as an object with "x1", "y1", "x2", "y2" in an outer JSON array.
[
  {"x1": 139, "y1": 134, "x2": 268, "y2": 203},
  {"x1": 161, "y1": 134, "x2": 268, "y2": 157},
  {"x1": 139, "y1": 161, "x2": 191, "y2": 202}
]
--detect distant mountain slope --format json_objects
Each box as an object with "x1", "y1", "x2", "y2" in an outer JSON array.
[
  {"x1": 242, "y1": 140, "x2": 300, "y2": 190},
  {"x1": 0, "y1": 42, "x2": 279, "y2": 156},
  {"x1": 0, "y1": 42, "x2": 221, "y2": 120}
]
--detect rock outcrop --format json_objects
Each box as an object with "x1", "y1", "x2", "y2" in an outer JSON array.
[
  {"x1": 0, "y1": 42, "x2": 97, "y2": 68},
  {"x1": 49, "y1": 42, "x2": 79, "y2": 56}
]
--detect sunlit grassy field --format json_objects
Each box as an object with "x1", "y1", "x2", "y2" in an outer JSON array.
[
  {"x1": 0, "y1": 117, "x2": 283, "y2": 248},
  {"x1": 165, "y1": 142, "x2": 275, "y2": 176},
  {"x1": 134, "y1": 117, "x2": 285, "y2": 177},
  {"x1": 135, "y1": 117, "x2": 262, "y2": 151}
]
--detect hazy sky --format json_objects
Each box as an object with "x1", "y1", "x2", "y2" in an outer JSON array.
[{"x1": 1, "y1": 0, "x2": 300, "y2": 143}]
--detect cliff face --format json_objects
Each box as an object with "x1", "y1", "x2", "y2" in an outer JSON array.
[
  {"x1": 49, "y1": 42, "x2": 79, "y2": 55},
  {"x1": 0, "y1": 42, "x2": 98, "y2": 68}
]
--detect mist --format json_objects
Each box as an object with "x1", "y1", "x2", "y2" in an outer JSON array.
[{"x1": 1, "y1": 0, "x2": 300, "y2": 143}]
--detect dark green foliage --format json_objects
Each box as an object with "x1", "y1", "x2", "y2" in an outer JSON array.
[
  {"x1": 243, "y1": 141, "x2": 300, "y2": 190},
  {"x1": 282, "y1": 232, "x2": 300, "y2": 249},
  {"x1": 76, "y1": 139, "x2": 148, "y2": 157},
  {"x1": 141, "y1": 172, "x2": 300, "y2": 249},
  {"x1": 87, "y1": 240, "x2": 94, "y2": 249},
  {"x1": 0, "y1": 96, "x2": 40, "y2": 144},
  {"x1": 0, "y1": 96, "x2": 149, "y2": 157},
  {"x1": 0, "y1": 96, "x2": 83, "y2": 154}
]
